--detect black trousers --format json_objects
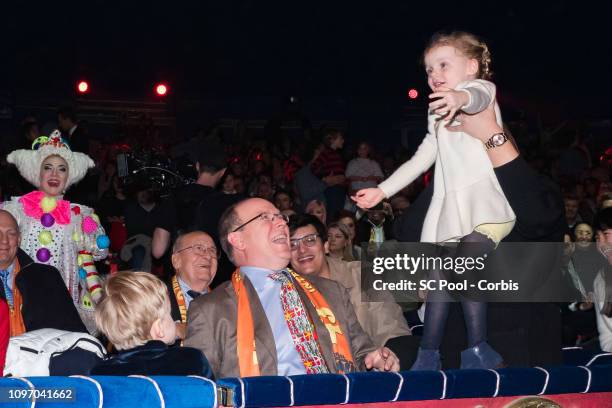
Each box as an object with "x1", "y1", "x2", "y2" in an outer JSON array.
[{"x1": 386, "y1": 302, "x2": 562, "y2": 369}]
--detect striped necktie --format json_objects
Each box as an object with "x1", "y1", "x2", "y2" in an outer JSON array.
[{"x1": 0, "y1": 269, "x2": 13, "y2": 308}]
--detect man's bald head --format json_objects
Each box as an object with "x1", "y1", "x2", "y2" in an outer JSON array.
[
  {"x1": 0, "y1": 210, "x2": 20, "y2": 269},
  {"x1": 221, "y1": 197, "x2": 291, "y2": 270},
  {"x1": 0, "y1": 210, "x2": 18, "y2": 230}
]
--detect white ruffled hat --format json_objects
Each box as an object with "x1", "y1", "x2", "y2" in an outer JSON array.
[{"x1": 7, "y1": 130, "x2": 94, "y2": 189}]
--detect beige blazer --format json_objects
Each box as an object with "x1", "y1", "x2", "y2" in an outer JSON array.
[
  {"x1": 184, "y1": 270, "x2": 376, "y2": 378},
  {"x1": 327, "y1": 257, "x2": 412, "y2": 346}
]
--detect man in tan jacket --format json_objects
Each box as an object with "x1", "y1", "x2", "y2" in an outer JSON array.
[{"x1": 289, "y1": 213, "x2": 418, "y2": 367}]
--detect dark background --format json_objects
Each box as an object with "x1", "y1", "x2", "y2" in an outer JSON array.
[{"x1": 1, "y1": 1, "x2": 610, "y2": 142}]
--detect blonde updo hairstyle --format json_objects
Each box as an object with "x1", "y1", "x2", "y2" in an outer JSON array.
[{"x1": 424, "y1": 31, "x2": 493, "y2": 80}]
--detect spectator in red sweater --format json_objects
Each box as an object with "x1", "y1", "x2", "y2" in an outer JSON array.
[{"x1": 0, "y1": 299, "x2": 8, "y2": 376}]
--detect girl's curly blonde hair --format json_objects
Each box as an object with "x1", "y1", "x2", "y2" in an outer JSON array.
[{"x1": 424, "y1": 31, "x2": 493, "y2": 80}]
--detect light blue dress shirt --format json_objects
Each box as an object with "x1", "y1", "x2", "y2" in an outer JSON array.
[
  {"x1": 177, "y1": 276, "x2": 207, "y2": 310},
  {"x1": 241, "y1": 266, "x2": 306, "y2": 376}
]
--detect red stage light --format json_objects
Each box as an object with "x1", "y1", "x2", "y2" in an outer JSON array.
[
  {"x1": 77, "y1": 81, "x2": 89, "y2": 94},
  {"x1": 155, "y1": 83, "x2": 168, "y2": 96},
  {"x1": 408, "y1": 88, "x2": 418, "y2": 99}
]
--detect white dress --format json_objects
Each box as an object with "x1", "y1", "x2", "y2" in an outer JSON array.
[
  {"x1": 378, "y1": 79, "x2": 515, "y2": 243},
  {"x1": 2, "y1": 195, "x2": 108, "y2": 332}
]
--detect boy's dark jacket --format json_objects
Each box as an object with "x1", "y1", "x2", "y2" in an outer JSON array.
[{"x1": 91, "y1": 340, "x2": 214, "y2": 378}]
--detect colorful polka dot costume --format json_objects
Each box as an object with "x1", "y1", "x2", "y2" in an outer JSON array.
[{"x1": 2, "y1": 133, "x2": 108, "y2": 333}]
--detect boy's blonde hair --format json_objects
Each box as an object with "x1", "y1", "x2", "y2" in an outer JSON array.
[
  {"x1": 95, "y1": 271, "x2": 170, "y2": 350},
  {"x1": 424, "y1": 31, "x2": 493, "y2": 80}
]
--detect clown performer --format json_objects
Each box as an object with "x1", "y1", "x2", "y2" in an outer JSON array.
[{"x1": 2, "y1": 131, "x2": 109, "y2": 333}]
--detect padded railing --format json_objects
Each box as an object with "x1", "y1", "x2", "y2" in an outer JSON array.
[
  {"x1": 0, "y1": 375, "x2": 217, "y2": 408},
  {"x1": 217, "y1": 365, "x2": 612, "y2": 407},
  {"x1": 1, "y1": 348, "x2": 611, "y2": 408}
]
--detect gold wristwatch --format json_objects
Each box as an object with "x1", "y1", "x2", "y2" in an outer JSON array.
[{"x1": 484, "y1": 132, "x2": 508, "y2": 150}]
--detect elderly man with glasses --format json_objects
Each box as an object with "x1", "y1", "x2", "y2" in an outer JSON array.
[
  {"x1": 168, "y1": 230, "x2": 219, "y2": 340},
  {"x1": 185, "y1": 197, "x2": 399, "y2": 378}
]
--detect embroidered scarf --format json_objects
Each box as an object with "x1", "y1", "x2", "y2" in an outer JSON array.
[
  {"x1": 172, "y1": 275, "x2": 188, "y2": 323},
  {"x1": 232, "y1": 268, "x2": 355, "y2": 376}
]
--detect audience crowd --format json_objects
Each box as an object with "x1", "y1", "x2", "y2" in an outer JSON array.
[{"x1": 0, "y1": 105, "x2": 610, "y2": 379}]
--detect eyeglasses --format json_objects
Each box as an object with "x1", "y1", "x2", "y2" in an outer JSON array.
[
  {"x1": 290, "y1": 233, "x2": 320, "y2": 250},
  {"x1": 174, "y1": 244, "x2": 220, "y2": 259},
  {"x1": 232, "y1": 212, "x2": 289, "y2": 232}
]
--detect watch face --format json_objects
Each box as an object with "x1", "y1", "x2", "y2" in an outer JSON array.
[{"x1": 492, "y1": 134, "x2": 506, "y2": 146}]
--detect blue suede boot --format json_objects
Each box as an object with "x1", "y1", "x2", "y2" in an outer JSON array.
[
  {"x1": 410, "y1": 348, "x2": 441, "y2": 371},
  {"x1": 460, "y1": 341, "x2": 504, "y2": 369}
]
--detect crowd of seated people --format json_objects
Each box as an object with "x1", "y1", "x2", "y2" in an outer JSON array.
[{"x1": 0, "y1": 104, "x2": 610, "y2": 379}]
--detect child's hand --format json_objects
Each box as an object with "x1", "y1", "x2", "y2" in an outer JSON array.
[
  {"x1": 429, "y1": 87, "x2": 469, "y2": 120},
  {"x1": 351, "y1": 187, "x2": 385, "y2": 209}
]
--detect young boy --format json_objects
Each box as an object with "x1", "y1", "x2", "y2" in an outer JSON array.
[{"x1": 92, "y1": 271, "x2": 213, "y2": 377}]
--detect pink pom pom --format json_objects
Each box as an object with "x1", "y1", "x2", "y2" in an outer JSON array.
[{"x1": 82, "y1": 216, "x2": 98, "y2": 235}]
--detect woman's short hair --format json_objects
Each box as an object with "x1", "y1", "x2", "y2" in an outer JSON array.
[
  {"x1": 95, "y1": 271, "x2": 169, "y2": 350},
  {"x1": 305, "y1": 199, "x2": 327, "y2": 223},
  {"x1": 328, "y1": 222, "x2": 350, "y2": 239},
  {"x1": 327, "y1": 222, "x2": 355, "y2": 261}
]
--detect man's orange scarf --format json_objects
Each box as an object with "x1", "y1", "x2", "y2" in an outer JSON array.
[
  {"x1": 231, "y1": 268, "x2": 354, "y2": 377},
  {"x1": 171, "y1": 275, "x2": 188, "y2": 323},
  {"x1": 8, "y1": 260, "x2": 26, "y2": 337}
]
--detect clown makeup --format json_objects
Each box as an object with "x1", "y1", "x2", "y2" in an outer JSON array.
[{"x1": 39, "y1": 155, "x2": 69, "y2": 197}]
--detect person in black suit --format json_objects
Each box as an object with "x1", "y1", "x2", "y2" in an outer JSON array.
[
  {"x1": 0, "y1": 210, "x2": 87, "y2": 335},
  {"x1": 393, "y1": 105, "x2": 566, "y2": 368},
  {"x1": 58, "y1": 106, "x2": 90, "y2": 154}
]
